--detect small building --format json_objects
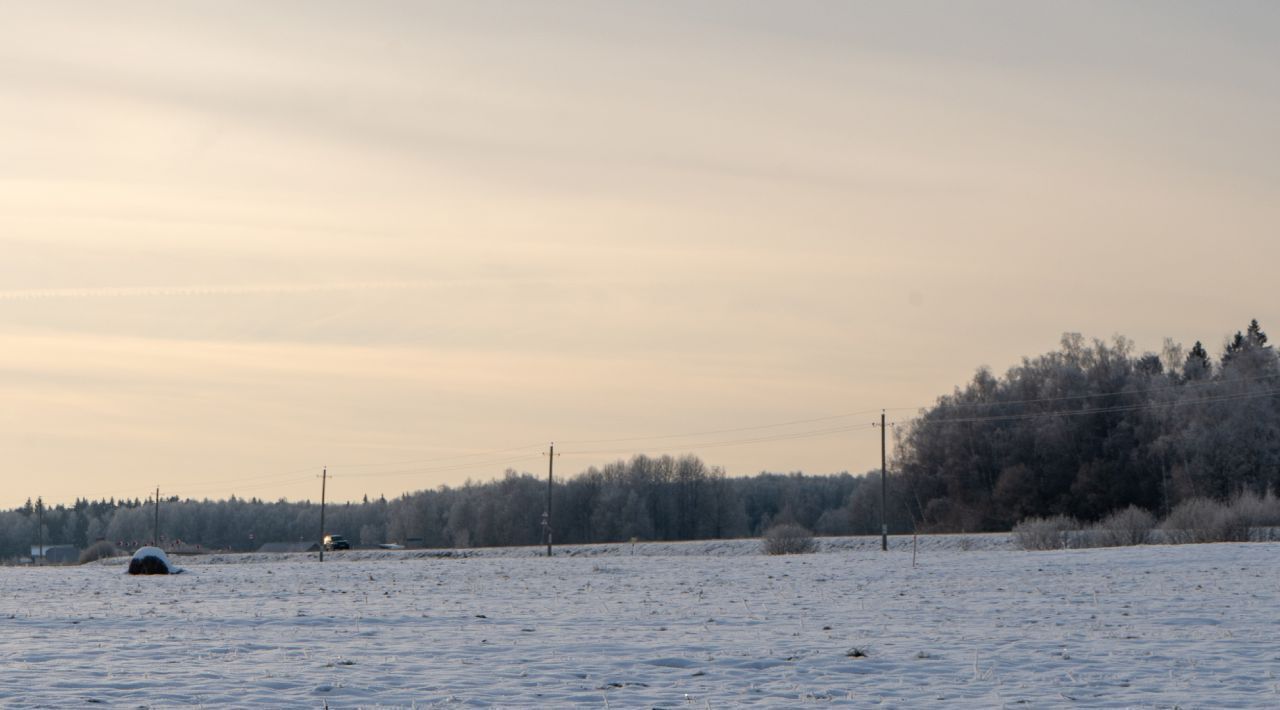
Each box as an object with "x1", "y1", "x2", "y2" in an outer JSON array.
[
  {"x1": 257, "y1": 541, "x2": 321, "y2": 554},
  {"x1": 31, "y1": 545, "x2": 79, "y2": 565}
]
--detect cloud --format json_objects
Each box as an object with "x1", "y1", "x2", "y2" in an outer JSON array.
[{"x1": 0, "y1": 281, "x2": 430, "y2": 302}]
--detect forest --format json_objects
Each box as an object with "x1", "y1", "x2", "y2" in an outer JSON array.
[
  {"x1": 2, "y1": 319, "x2": 1276, "y2": 558},
  {"x1": 0, "y1": 459, "x2": 883, "y2": 559},
  {"x1": 896, "y1": 320, "x2": 1280, "y2": 531}
]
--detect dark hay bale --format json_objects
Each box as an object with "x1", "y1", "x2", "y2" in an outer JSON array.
[
  {"x1": 128, "y1": 555, "x2": 171, "y2": 575},
  {"x1": 126, "y1": 547, "x2": 179, "y2": 575}
]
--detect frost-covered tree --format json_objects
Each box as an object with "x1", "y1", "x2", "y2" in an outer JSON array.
[
  {"x1": 1184, "y1": 341, "x2": 1211, "y2": 380},
  {"x1": 896, "y1": 321, "x2": 1280, "y2": 531}
]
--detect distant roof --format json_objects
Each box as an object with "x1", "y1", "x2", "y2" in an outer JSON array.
[
  {"x1": 257, "y1": 541, "x2": 321, "y2": 553},
  {"x1": 31, "y1": 544, "x2": 78, "y2": 556}
]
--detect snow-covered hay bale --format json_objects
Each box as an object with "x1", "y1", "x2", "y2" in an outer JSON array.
[{"x1": 127, "y1": 546, "x2": 182, "y2": 575}]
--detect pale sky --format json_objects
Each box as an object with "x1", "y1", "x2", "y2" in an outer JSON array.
[{"x1": 3, "y1": 1, "x2": 1278, "y2": 509}]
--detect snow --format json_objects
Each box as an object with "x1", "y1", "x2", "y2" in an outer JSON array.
[{"x1": 2, "y1": 537, "x2": 1278, "y2": 707}]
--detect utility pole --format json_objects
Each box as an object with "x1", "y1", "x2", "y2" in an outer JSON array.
[
  {"x1": 543, "y1": 443, "x2": 559, "y2": 557},
  {"x1": 871, "y1": 412, "x2": 894, "y2": 551},
  {"x1": 36, "y1": 498, "x2": 43, "y2": 566},
  {"x1": 318, "y1": 467, "x2": 328, "y2": 563},
  {"x1": 153, "y1": 486, "x2": 160, "y2": 547},
  {"x1": 880, "y1": 411, "x2": 888, "y2": 551}
]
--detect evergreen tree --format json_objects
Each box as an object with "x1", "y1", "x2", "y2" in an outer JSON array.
[
  {"x1": 1184, "y1": 341, "x2": 1211, "y2": 380},
  {"x1": 1247, "y1": 318, "x2": 1268, "y2": 347}
]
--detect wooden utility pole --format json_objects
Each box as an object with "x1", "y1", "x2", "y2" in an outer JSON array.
[
  {"x1": 153, "y1": 486, "x2": 160, "y2": 547},
  {"x1": 318, "y1": 467, "x2": 328, "y2": 563},
  {"x1": 544, "y1": 443, "x2": 558, "y2": 557},
  {"x1": 36, "y1": 498, "x2": 43, "y2": 566},
  {"x1": 880, "y1": 411, "x2": 888, "y2": 552}
]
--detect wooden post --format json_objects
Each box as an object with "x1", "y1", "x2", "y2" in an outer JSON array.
[
  {"x1": 318, "y1": 467, "x2": 327, "y2": 562},
  {"x1": 546, "y1": 444, "x2": 554, "y2": 557},
  {"x1": 881, "y1": 411, "x2": 888, "y2": 552},
  {"x1": 153, "y1": 487, "x2": 160, "y2": 547},
  {"x1": 36, "y1": 499, "x2": 43, "y2": 566}
]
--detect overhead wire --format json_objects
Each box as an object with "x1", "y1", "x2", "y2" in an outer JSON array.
[
  {"x1": 324, "y1": 442, "x2": 546, "y2": 470},
  {"x1": 335, "y1": 453, "x2": 544, "y2": 480},
  {"x1": 562, "y1": 422, "x2": 880, "y2": 458},
  {"x1": 887, "y1": 384, "x2": 1280, "y2": 428},
  {"x1": 174, "y1": 474, "x2": 320, "y2": 498},
  {"x1": 884, "y1": 370, "x2": 1280, "y2": 413},
  {"x1": 557, "y1": 409, "x2": 883, "y2": 447},
  {"x1": 46, "y1": 368, "x2": 1280, "y2": 506}
]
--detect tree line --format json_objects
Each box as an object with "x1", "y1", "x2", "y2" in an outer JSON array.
[
  {"x1": 895, "y1": 319, "x2": 1280, "y2": 532},
  {"x1": 0, "y1": 456, "x2": 888, "y2": 559},
  {"x1": 7, "y1": 318, "x2": 1273, "y2": 558}
]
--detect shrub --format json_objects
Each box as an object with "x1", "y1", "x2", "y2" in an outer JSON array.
[
  {"x1": 1012, "y1": 515, "x2": 1079, "y2": 551},
  {"x1": 79, "y1": 540, "x2": 118, "y2": 564},
  {"x1": 1159, "y1": 498, "x2": 1247, "y2": 544},
  {"x1": 1228, "y1": 490, "x2": 1280, "y2": 539},
  {"x1": 762, "y1": 523, "x2": 818, "y2": 555},
  {"x1": 1092, "y1": 505, "x2": 1156, "y2": 547}
]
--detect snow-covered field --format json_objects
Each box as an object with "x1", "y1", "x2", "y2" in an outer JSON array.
[{"x1": 2, "y1": 536, "x2": 1278, "y2": 708}]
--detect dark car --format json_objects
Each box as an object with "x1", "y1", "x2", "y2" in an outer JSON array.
[{"x1": 323, "y1": 534, "x2": 350, "y2": 551}]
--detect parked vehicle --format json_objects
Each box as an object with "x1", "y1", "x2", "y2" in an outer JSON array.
[{"x1": 323, "y1": 534, "x2": 350, "y2": 551}]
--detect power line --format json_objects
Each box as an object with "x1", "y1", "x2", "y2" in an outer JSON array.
[
  {"x1": 558, "y1": 409, "x2": 883, "y2": 447},
  {"x1": 885, "y1": 371, "x2": 1280, "y2": 413},
  {"x1": 80, "y1": 448, "x2": 546, "y2": 502},
  {"x1": 180, "y1": 465, "x2": 321, "y2": 490},
  {"x1": 323, "y1": 443, "x2": 546, "y2": 471},
  {"x1": 57, "y1": 382, "x2": 1280, "y2": 505},
  {"x1": 38, "y1": 368, "x2": 1280, "y2": 508},
  {"x1": 175, "y1": 475, "x2": 319, "y2": 497},
  {"x1": 335, "y1": 454, "x2": 545, "y2": 480},
  {"x1": 889, "y1": 385, "x2": 1280, "y2": 428},
  {"x1": 561, "y1": 422, "x2": 879, "y2": 458},
  {"x1": 159, "y1": 454, "x2": 544, "y2": 499}
]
